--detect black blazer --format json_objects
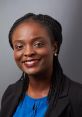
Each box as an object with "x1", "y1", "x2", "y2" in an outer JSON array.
[{"x1": 0, "y1": 75, "x2": 82, "y2": 117}]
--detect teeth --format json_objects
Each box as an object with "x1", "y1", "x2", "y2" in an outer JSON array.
[
  {"x1": 26, "y1": 61, "x2": 34, "y2": 64},
  {"x1": 25, "y1": 60, "x2": 37, "y2": 65}
]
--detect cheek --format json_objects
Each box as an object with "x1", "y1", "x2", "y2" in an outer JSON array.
[
  {"x1": 40, "y1": 48, "x2": 54, "y2": 71},
  {"x1": 13, "y1": 51, "x2": 22, "y2": 63},
  {"x1": 39, "y1": 47, "x2": 53, "y2": 60}
]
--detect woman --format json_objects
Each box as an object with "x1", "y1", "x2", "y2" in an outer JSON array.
[{"x1": 0, "y1": 13, "x2": 82, "y2": 117}]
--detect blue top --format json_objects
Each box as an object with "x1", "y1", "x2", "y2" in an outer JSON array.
[{"x1": 13, "y1": 95, "x2": 48, "y2": 117}]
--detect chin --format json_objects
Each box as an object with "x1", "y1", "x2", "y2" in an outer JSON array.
[
  {"x1": 20, "y1": 64, "x2": 48, "y2": 76},
  {"x1": 24, "y1": 67, "x2": 47, "y2": 76},
  {"x1": 23, "y1": 68, "x2": 41, "y2": 75}
]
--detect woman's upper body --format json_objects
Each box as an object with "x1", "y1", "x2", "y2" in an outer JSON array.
[
  {"x1": 0, "y1": 13, "x2": 82, "y2": 117},
  {"x1": 0, "y1": 74, "x2": 82, "y2": 117}
]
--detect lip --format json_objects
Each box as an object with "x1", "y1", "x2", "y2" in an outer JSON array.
[{"x1": 22, "y1": 59, "x2": 40, "y2": 67}]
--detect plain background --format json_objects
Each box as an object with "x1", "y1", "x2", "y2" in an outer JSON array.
[{"x1": 0, "y1": 0, "x2": 82, "y2": 106}]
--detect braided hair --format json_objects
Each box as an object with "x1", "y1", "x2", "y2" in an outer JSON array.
[{"x1": 8, "y1": 13, "x2": 64, "y2": 114}]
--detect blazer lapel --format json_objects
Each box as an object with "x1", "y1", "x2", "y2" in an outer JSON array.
[
  {"x1": 9, "y1": 79, "x2": 24, "y2": 116},
  {"x1": 46, "y1": 76, "x2": 70, "y2": 117},
  {"x1": 52, "y1": 96, "x2": 69, "y2": 117}
]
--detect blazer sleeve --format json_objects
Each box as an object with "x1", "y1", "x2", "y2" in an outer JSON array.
[{"x1": 69, "y1": 80, "x2": 82, "y2": 117}]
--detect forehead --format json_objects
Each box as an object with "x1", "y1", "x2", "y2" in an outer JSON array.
[
  {"x1": 12, "y1": 21, "x2": 52, "y2": 39},
  {"x1": 12, "y1": 21, "x2": 54, "y2": 44},
  {"x1": 14, "y1": 21, "x2": 49, "y2": 32}
]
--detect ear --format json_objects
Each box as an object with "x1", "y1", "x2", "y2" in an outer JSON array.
[{"x1": 52, "y1": 41, "x2": 58, "y2": 55}]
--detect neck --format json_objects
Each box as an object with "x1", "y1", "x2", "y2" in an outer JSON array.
[{"x1": 26, "y1": 72, "x2": 52, "y2": 98}]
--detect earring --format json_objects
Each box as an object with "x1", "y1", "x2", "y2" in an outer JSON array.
[{"x1": 54, "y1": 53, "x2": 58, "y2": 56}]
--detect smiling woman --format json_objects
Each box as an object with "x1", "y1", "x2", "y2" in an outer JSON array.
[
  {"x1": 0, "y1": 13, "x2": 82, "y2": 117},
  {"x1": 12, "y1": 21, "x2": 55, "y2": 76}
]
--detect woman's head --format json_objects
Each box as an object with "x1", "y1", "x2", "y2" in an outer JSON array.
[
  {"x1": 8, "y1": 13, "x2": 63, "y2": 76},
  {"x1": 9, "y1": 13, "x2": 62, "y2": 54}
]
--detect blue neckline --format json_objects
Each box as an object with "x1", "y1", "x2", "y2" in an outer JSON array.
[
  {"x1": 25, "y1": 94, "x2": 48, "y2": 101},
  {"x1": 13, "y1": 94, "x2": 48, "y2": 117}
]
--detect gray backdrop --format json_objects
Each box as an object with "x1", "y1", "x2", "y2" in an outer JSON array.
[{"x1": 0, "y1": 0, "x2": 82, "y2": 106}]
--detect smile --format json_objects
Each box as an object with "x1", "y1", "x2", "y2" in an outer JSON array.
[{"x1": 22, "y1": 59, "x2": 40, "y2": 67}]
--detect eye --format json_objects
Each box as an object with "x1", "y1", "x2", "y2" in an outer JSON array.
[
  {"x1": 14, "y1": 43, "x2": 24, "y2": 50},
  {"x1": 33, "y1": 41, "x2": 45, "y2": 48}
]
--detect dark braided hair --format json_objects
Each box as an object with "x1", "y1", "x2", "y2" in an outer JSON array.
[{"x1": 8, "y1": 13, "x2": 64, "y2": 115}]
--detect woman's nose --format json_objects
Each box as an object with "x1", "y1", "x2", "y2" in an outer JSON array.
[{"x1": 24, "y1": 45, "x2": 35, "y2": 57}]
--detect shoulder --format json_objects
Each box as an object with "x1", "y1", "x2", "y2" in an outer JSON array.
[
  {"x1": 1, "y1": 78, "x2": 23, "y2": 107},
  {"x1": 64, "y1": 75, "x2": 82, "y2": 116},
  {"x1": 0, "y1": 78, "x2": 26, "y2": 116},
  {"x1": 64, "y1": 75, "x2": 82, "y2": 99},
  {"x1": 63, "y1": 74, "x2": 82, "y2": 93},
  {"x1": 2, "y1": 79, "x2": 22, "y2": 97},
  {"x1": 67, "y1": 76, "x2": 82, "y2": 98}
]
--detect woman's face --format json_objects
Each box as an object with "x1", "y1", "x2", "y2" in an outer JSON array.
[{"x1": 12, "y1": 21, "x2": 57, "y2": 76}]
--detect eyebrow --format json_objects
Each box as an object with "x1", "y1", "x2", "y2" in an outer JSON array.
[
  {"x1": 13, "y1": 36, "x2": 46, "y2": 44},
  {"x1": 32, "y1": 37, "x2": 45, "y2": 41},
  {"x1": 13, "y1": 40, "x2": 25, "y2": 44}
]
